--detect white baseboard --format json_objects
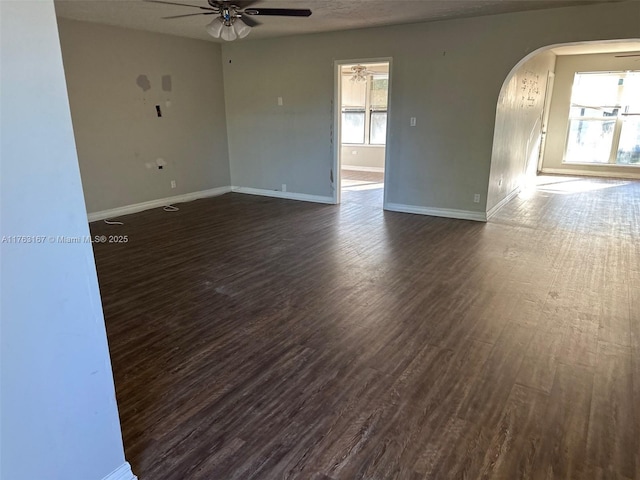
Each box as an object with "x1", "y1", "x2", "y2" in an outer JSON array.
[
  {"x1": 341, "y1": 165, "x2": 385, "y2": 173},
  {"x1": 102, "y1": 462, "x2": 137, "y2": 480},
  {"x1": 540, "y1": 167, "x2": 640, "y2": 180},
  {"x1": 486, "y1": 186, "x2": 520, "y2": 220},
  {"x1": 231, "y1": 186, "x2": 334, "y2": 205},
  {"x1": 88, "y1": 186, "x2": 232, "y2": 222},
  {"x1": 385, "y1": 202, "x2": 487, "y2": 222}
]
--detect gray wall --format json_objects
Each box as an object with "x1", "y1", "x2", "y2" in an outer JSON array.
[
  {"x1": 57, "y1": 18, "x2": 230, "y2": 213},
  {"x1": 222, "y1": 1, "x2": 640, "y2": 213},
  {"x1": 542, "y1": 52, "x2": 640, "y2": 178},
  {"x1": 487, "y1": 51, "x2": 556, "y2": 212},
  {"x1": 1, "y1": 2, "x2": 129, "y2": 479}
]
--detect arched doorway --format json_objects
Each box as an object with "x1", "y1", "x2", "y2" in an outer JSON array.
[{"x1": 486, "y1": 40, "x2": 640, "y2": 219}]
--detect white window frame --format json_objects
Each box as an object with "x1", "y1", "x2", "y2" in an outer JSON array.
[{"x1": 341, "y1": 73, "x2": 388, "y2": 146}]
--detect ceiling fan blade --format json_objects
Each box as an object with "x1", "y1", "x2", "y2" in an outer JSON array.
[
  {"x1": 238, "y1": 14, "x2": 261, "y2": 27},
  {"x1": 162, "y1": 12, "x2": 217, "y2": 18},
  {"x1": 245, "y1": 8, "x2": 312, "y2": 17},
  {"x1": 145, "y1": 0, "x2": 216, "y2": 11}
]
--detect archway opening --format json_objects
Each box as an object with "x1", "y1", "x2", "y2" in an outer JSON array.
[{"x1": 486, "y1": 39, "x2": 640, "y2": 219}]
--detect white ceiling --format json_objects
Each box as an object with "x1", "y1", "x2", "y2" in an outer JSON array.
[{"x1": 54, "y1": 0, "x2": 629, "y2": 43}]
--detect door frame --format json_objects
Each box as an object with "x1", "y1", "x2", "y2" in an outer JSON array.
[
  {"x1": 332, "y1": 57, "x2": 393, "y2": 207},
  {"x1": 537, "y1": 71, "x2": 555, "y2": 172}
]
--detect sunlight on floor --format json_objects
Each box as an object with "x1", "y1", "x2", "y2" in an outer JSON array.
[
  {"x1": 340, "y1": 169, "x2": 384, "y2": 206},
  {"x1": 535, "y1": 175, "x2": 629, "y2": 194},
  {"x1": 342, "y1": 179, "x2": 377, "y2": 187},
  {"x1": 343, "y1": 182, "x2": 384, "y2": 191}
]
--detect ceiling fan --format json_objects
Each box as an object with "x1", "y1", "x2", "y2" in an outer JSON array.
[
  {"x1": 145, "y1": 0, "x2": 312, "y2": 41},
  {"x1": 342, "y1": 65, "x2": 377, "y2": 83}
]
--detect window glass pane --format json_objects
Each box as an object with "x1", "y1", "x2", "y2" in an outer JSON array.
[
  {"x1": 616, "y1": 117, "x2": 640, "y2": 165},
  {"x1": 342, "y1": 111, "x2": 365, "y2": 144},
  {"x1": 370, "y1": 75, "x2": 388, "y2": 109},
  {"x1": 621, "y1": 72, "x2": 640, "y2": 113},
  {"x1": 341, "y1": 76, "x2": 366, "y2": 109},
  {"x1": 571, "y1": 73, "x2": 623, "y2": 108},
  {"x1": 565, "y1": 119, "x2": 615, "y2": 164},
  {"x1": 370, "y1": 112, "x2": 387, "y2": 145}
]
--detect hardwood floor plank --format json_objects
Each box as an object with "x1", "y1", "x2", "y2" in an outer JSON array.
[
  {"x1": 586, "y1": 341, "x2": 636, "y2": 478},
  {"x1": 237, "y1": 367, "x2": 386, "y2": 480},
  {"x1": 315, "y1": 344, "x2": 449, "y2": 479},
  {"x1": 582, "y1": 464, "x2": 634, "y2": 480},
  {"x1": 598, "y1": 286, "x2": 632, "y2": 347},
  {"x1": 189, "y1": 437, "x2": 246, "y2": 480},
  {"x1": 555, "y1": 311, "x2": 601, "y2": 368},
  {"x1": 530, "y1": 363, "x2": 594, "y2": 479},
  {"x1": 459, "y1": 291, "x2": 510, "y2": 345},
  {"x1": 515, "y1": 318, "x2": 565, "y2": 393},
  {"x1": 479, "y1": 384, "x2": 549, "y2": 479},
  {"x1": 457, "y1": 323, "x2": 535, "y2": 428},
  {"x1": 328, "y1": 342, "x2": 491, "y2": 479},
  {"x1": 411, "y1": 340, "x2": 495, "y2": 477},
  {"x1": 424, "y1": 417, "x2": 493, "y2": 479}
]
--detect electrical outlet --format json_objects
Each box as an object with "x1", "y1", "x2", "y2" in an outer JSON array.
[
  {"x1": 277, "y1": 96, "x2": 283, "y2": 106},
  {"x1": 473, "y1": 194, "x2": 481, "y2": 203},
  {"x1": 282, "y1": 183, "x2": 287, "y2": 192},
  {"x1": 171, "y1": 180, "x2": 176, "y2": 189},
  {"x1": 410, "y1": 117, "x2": 417, "y2": 127}
]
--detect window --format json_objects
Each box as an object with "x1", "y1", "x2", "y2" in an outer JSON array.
[
  {"x1": 564, "y1": 71, "x2": 640, "y2": 165},
  {"x1": 342, "y1": 111, "x2": 365, "y2": 144},
  {"x1": 370, "y1": 112, "x2": 387, "y2": 144},
  {"x1": 369, "y1": 76, "x2": 388, "y2": 145},
  {"x1": 341, "y1": 71, "x2": 388, "y2": 145}
]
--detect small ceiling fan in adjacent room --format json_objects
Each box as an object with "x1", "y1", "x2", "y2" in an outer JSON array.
[
  {"x1": 145, "y1": 0, "x2": 312, "y2": 41},
  {"x1": 343, "y1": 65, "x2": 377, "y2": 83}
]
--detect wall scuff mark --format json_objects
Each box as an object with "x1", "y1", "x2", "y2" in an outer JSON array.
[
  {"x1": 136, "y1": 74, "x2": 151, "y2": 92},
  {"x1": 162, "y1": 75, "x2": 172, "y2": 92}
]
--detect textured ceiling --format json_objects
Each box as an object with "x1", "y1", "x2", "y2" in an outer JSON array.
[{"x1": 55, "y1": 0, "x2": 627, "y2": 43}]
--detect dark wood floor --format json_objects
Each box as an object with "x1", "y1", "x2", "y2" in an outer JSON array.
[{"x1": 90, "y1": 175, "x2": 640, "y2": 479}]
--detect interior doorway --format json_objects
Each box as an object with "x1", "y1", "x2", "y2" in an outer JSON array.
[{"x1": 334, "y1": 60, "x2": 391, "y2": 207}]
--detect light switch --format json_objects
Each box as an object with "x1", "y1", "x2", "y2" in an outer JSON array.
[
  {"x1": 277, "y1": 96, "x2": 283, "y2": 106},
  {"x1": 410, "y1": 117, "x2": 417, "y2": 127}
]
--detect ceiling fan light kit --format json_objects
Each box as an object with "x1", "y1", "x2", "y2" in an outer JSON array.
[
  {"x1": 147, "y1": 0, "x2": 312, "y2": 41},
  {"x1": 350, "y1": 65, "x2": 369, "y2": 83},
  {"x1": 206, "y1": 16, "x2": 250, "y2": 40},
  {"x1": 205, "y1": 16, "x2": 224, "y2": 37},
  {"x1": 232, "y1": 17, "x2": 251, "y2": 38}
]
